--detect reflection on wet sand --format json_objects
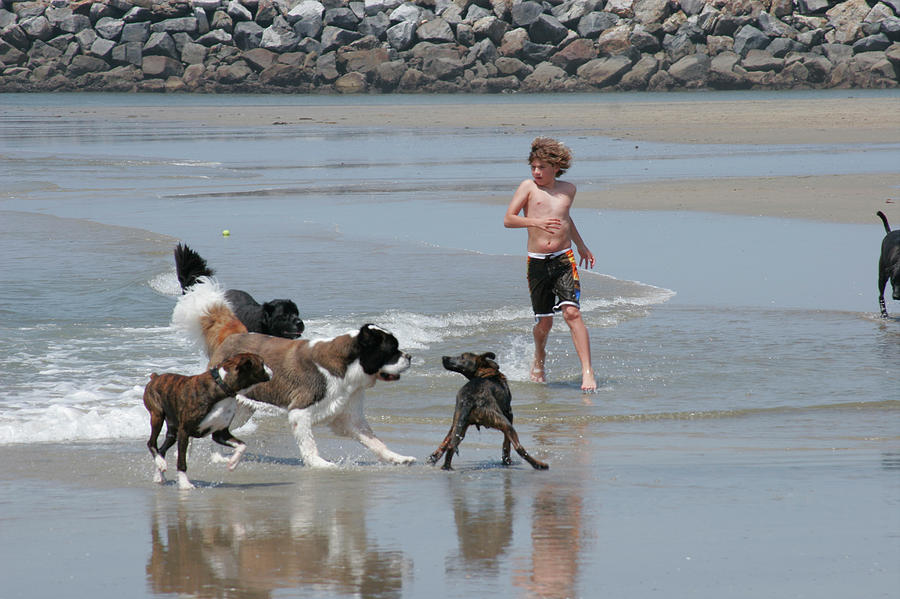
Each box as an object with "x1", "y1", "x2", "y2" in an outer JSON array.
[
  {"x1": 146, "y1": 477, "x2": 410, "y2": 598},
  {"x1": 513, "y1": 421, "x2": 590, "y2": 598},
  {"x1": 513, "y1": 483, "x2": 583, "y2": 599},
  {"x1": 444, "y1": 473, "x2": 516, "y2": 576}
]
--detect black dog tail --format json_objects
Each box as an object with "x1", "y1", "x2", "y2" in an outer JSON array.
[
  {"x1": 174, "y1": 243, "x2": 215, "y2": 294},
  {"x1": 877, "y1": 211, "x2": 891, "y2": 234}
]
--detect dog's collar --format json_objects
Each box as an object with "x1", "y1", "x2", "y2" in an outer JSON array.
[{"x1": 210, "y1": 367, "x2": 235, "y2": 396}]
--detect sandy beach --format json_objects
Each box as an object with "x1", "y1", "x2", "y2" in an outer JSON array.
[{"x1": 40, "y1": 95, "x2": 900, "y2": 223}]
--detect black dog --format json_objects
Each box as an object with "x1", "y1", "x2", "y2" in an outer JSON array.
[
  {"x1": 877, "y1": 211, "x2": 900, "y2": 317},
  {"x1": 428, "y1": 352, "x2": 548, "y2": 471},
  {"x1": 142, "y1": 352, "x2": 272, "y2": 489},
  {"x1": 174, "y1": 243, "x2": 304, "y2": 338}
]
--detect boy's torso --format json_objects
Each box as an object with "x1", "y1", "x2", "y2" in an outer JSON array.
[{"x1": 524, "y1": 180, "x2": 575, "y2": 254}]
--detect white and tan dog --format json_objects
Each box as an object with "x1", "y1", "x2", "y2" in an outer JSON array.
[{"x1": 172, "y1": 278, "x2": 414, "y2": 468}]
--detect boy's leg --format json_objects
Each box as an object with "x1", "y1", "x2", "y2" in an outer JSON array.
[
  {"x1": 531, "y1": 316, "x2": 553, "y2": 382},
  {"x1": 561, "y1": 305, "x2": 597, "y2": 392}
]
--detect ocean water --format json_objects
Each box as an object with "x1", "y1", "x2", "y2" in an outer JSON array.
[{"x1": 1, "y1": 92, "x2": 898, "y2": 599}]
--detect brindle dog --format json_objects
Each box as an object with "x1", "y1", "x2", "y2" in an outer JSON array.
[
  {"x1": 143, "y1": 352, "x2": 271, "y2": 489},
  {"x1": 428, "y1": 352, "x2": 548, "y2": 471}
]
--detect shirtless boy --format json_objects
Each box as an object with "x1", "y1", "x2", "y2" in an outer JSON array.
[{"x1": 503, "y1": 137, "x2": 597, "y2": 392}]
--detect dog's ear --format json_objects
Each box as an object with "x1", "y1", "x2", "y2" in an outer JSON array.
[
  {"x1": 358, "y1": 323, "x2": 391, "y2": 347},
  {"x1": 261, "y1": 302, "x2": 277, "y2": 325},
  {"x1": 482, "y1": 352, "x2": 496, "y2": 360}
]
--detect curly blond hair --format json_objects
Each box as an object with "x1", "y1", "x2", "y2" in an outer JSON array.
[{"x1": 528, "y1": 137, "x2": 572, "y2": 176}]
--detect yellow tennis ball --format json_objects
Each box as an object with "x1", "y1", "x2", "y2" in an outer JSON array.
[{"x1": 222, "y1": 229, "x2": 230, "y2": 236}]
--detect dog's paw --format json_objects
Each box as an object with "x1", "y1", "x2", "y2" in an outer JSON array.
[
  {"x1": 227, "y1": 445, "x2": 247, "y2": 471},
  {"x1": 306, "y1": 456, "x2": 338, "y2": 469},
  {"x1": 154, "y1": 455, "x2": 167, "y2": 472},
  {"x1": 209, "y1": 450, "x2": 229, "y2": 464},
  {"x1": 177, "y1": 472, "x2": 195, "y2": 490},
  {"x1": 153, "y1": 470, "x2": 166, "y2": 484}
]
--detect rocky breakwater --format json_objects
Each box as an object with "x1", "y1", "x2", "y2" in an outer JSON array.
[{"x1": 1, "y1": 0, "x2": 899, "y2": 93}]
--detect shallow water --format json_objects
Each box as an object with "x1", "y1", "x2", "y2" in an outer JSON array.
[{"x1": 1, "y1": 92, "x2": 898, "y2": 599}]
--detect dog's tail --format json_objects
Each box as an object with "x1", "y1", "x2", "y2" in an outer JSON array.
[
  {"x1": 877, "y1": 211, "x2": 892, "y2": 234},
  {"x1": 171, "y1": 277, "x2": 247, "y2": 357},
  {"x1": 174, "y1": 243, "x2": 215, "y2": 293}
]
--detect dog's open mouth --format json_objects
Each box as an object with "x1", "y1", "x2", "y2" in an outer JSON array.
[{"x1": 378, "y1": 373, "x2": 401, "y2": 381}]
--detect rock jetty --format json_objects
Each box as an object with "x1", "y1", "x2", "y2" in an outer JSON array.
[{"x1": 1, "y1": 0, "x2": 898, "y2": 93}]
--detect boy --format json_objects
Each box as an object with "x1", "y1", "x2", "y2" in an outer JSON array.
[{"x1": 503, "y1": 137, "x2": 597, "y2": 392}]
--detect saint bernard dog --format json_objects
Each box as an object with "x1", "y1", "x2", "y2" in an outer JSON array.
[{"x1": 172, "y1": 277, "x2": 415, "y2": 468}]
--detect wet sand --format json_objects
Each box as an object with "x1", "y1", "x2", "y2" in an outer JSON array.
[{"x1": 38, "y1": 95, "x2": 900, "y2": 224}]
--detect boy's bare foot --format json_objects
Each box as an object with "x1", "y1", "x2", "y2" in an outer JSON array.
[
  {"x1": 581, "y1": 370, "x2": 597, "y2": 393},
  {"x1": 530, "y1": 362, "x2": 546, "y2": 383}
]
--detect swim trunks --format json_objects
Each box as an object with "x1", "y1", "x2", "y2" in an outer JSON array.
[{"x1": 527, "y1": 248, "x2": 580, "y2": 318}]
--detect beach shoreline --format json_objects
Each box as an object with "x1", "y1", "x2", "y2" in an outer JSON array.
[{"x1": 20, "y1": 95, "x2": 900, "y2": 224}]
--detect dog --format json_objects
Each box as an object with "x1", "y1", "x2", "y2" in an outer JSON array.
[
  {"x1": 174, "y1": 243, "x2": 304, "y2": 339},
  {"x1": 428, "y1": 352, "x2": 548, "y2": 471},
  {"x1": 171, "y1": 278, "x2": 415, "y2": 468},
  {"x1": 143, "y1": 352, "x2": 272, "y2": 489},
  {"x1": 877, "y1": 211, "x2": 900, "y2": 317}
]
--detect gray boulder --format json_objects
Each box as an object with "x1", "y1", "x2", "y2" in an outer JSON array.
[
  {"x1": 741, "y1": 49, "x2": 782, "y2": 71},
  {"x1": 234, "y1": 21, "x2": 264, "y2": 50},
  {"x1": 733, "y1": 25, "x2": 769, "y2": 57},
  {"x1": 633, "y1": 0, "x2": 669, "y2": 26},
  {"x1": 226, "y1": 1, "x2": 253, "y2": 22},
  {"x1": 668, "y1": 53, "x2": 710, "y2": 84},
  {"x1": 552, "y1": 0, "x2": 600, "y2": 27},
  {"x1": 20, "y1": 16, "x2": 53, "y2": 42},
  {"x1": 511, "y1": 2, "x2": 544, "y2": 28},
  {"x1": 422, "y1": 54, "x2": 465, "y2": 80},
  {"x1": 320, "y1": 26, "x2": 362, "y2": 52},
  {"x1": 359, "y1": 13, "x2": 390, "y2": 39},
  {"x1": 196, "y1": 29, "x2": 234, "y2": 46},
  {"x1": 386, "y1": 20, "x2": 416, "y2": 50},
  {"x1": 180, "y1": 41, "x2": 208, "y2": 64},
  {"x1": 89, "y1": 37, "x2": 117, "y2": 59},
  {"x1": 375, "y1": 59, "x2": 407, "y2": 89},
  {"x1": 365, "y1": 0, "x2": 403, "y2": 17},
  {"x1": 121, "y1": 22, "x2": 151, "y2": 44},
  {"x1": 522, "y1": 61, "x2": 569, "y2": 91},
  {"x1": 766, "y1": 37, "x2": 806, "y2": 58},
  {"x1": 142, "y1": 55, "x2": 183, "y2": 78},
  {"x1": 578, "y1": 12, "x2": 619, "y2": 39},
  {"x1": 796, "y1": 0, "x2": 830, "y2": 13},
  {"x1": 46, "y1": 8, "x2": 91, "y2": 34},
  {"x1": 618, "y1": 53, "x2": 658, "y2": 89},
  {"x1": 576, "y1": 54, "x2": 633, "y2": 87},
  {"x1": 261, "y1": 20, "x2": 301, "y2": 52},
  {"x1": 530, "y1": 14, "x2": 569, "y2": 45},
  {"x1": 325, "y1": 7, "x2": 360, "y2": 29},
  {"x1": 335, "y1": 71, "x2": 368, "y2": 92},
  {"x1": 521, "y1": 40, "x2": 555, "y2": 62},
  {"x1": 144, "y1": 32, "x2": 178, "y2": 58},
  {"x1": 216, "y1": 61, "x2": 253, "y2": 83},
  {"x1": 473, "y1": 16, "x2": 509, "y2": 45},
  {"x1": 853, "y1": 33, "x2": 892, "y2": 53},
  {"x1": 417, "y1": 18, "x2": 455, "y2": 43},
  {"x1": 66, "y1": 54, "x2": 109, "y2": 77},
  {"x1": 111, "y1": 41, "x2": 142, "y2": 66}
]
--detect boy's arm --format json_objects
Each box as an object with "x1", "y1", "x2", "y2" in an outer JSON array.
[
  {"x1": 570, "y1": 220, "x2": 595, "y2": 269},
  {"x1": 568, "y1": 186, "x2": 595, "y2": 269},
  {"x1": 503, "y1": 180, "x2": 561, "y2": 233}
]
